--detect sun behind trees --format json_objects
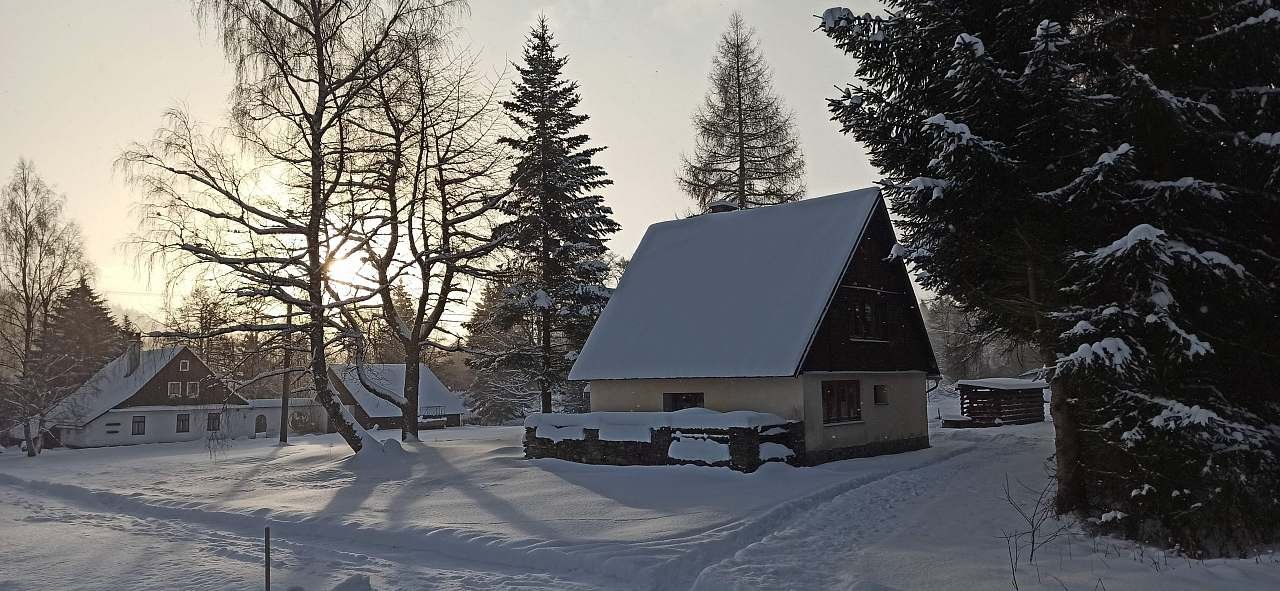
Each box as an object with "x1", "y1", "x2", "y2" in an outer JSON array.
[{"x1": 678, "y1": 11, "x2": 805, "y2": 211}]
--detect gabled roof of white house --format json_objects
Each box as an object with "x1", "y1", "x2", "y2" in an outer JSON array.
[
  {"x1": 49, "y1": 346, "x2": 185, "y2": 427},
  {"x1": 330, "y1": 363, "x2": 465, "y2": 418},
  {"x1": 570, "y1": 188, "x2": 883, "y2": 381}
]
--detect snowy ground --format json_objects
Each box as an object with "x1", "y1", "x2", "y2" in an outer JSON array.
[{"x1": 1, "y1": 402, "x2": 1277, "y2": 590}]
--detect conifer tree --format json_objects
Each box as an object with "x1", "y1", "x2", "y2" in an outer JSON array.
[
  {"x1": 678, "y1": 11, "x2": 805, "y2": 211},
  {"x1": 821, "y1": 2, "x2": 1280, "y2": 553},
  {"x1": 491, "y1": 16, "x2": 619, "y2": 414},
  {"x1": 464, "y1": 281, "x2": 537, "y2": 423},
  {"x1": 37, "y1": 277, "x2": 128, "y2": 392}
]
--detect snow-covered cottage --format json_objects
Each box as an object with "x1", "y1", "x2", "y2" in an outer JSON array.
[
  {"x1": 46, "y1": 344, "x2": 254, "y2": 448},
  {"x1": 328, "y1": 363, "x2": 465, "y2": 430},
  {"x1": 569, "y1": 188, "x2": 939, "y2": 463}
]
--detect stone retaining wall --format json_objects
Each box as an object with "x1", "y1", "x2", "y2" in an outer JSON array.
[{"x1": 524, "y1": 421, "x2": 804, "y2": 473}]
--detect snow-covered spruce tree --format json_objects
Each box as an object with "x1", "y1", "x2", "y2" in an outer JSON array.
[
  {"x1": 821, "y1": 3, "x2": 1280, "y2": 552},
  {"x1": 677, "y1": 11, "x2": 805, "y2": 211},
  {"x1": 36, "y1": 277, "x2": 128, "y2": 393},
  {"x1": 1049, "y1": 3, "x2": 1280, "y2": 554},
  {"x1": 463, "y1": 281, "x2": 538, "y2": 424},
  {"x1": 820, "y1": 3, "x2": 1100, "y2": 513},
  {"x1": 490, "y1": 16, "x2": 619, "y2": 414}
]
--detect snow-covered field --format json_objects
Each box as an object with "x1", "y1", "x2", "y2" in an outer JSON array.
[{"x1": 2, "y1": 404, "x2": 1277, "y2": 590}]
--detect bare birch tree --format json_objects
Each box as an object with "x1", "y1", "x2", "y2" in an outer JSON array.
[
  {"x1": 0, "y1": 159, "x2": 86, "y2": 456},
  {"x1": 121, "y1": 0, "x2": 461, "y2": 453},
  {"x1": 339, "y1": 43, "x2": 512, "y2": 441},
  {"x1": 677, "y1": 11, "x2": 805, "y2": 211}
]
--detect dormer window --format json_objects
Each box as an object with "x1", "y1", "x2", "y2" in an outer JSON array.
[{"x1": 179, "y1": 360, "x2": 190, "y2": 372}]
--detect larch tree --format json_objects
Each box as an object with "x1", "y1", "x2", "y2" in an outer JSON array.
[
  {"x1": 484, "y1": 16, "x2": 619, "y2": 414},
  {"x1": 0, "y1": 160, "x2": 86, "y2": 456},
  {"x1": 121, "y1": 0, "x2": 458, "y2": 453},
  {"x1": 677, "y1": 11, "x2": 805, "y2": 211},
  {"x1": 820, "y1": 1, "x2": 1280, "y2": 553}
]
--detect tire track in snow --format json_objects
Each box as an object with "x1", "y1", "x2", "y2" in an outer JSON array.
[
  {"x1": 0, "y1": 437, "x2": 985, "y2": 591},
  {"x1": 687, "y1": 433, "x2": 1034, "y2": 590},
  {"x1": 0, "y1": 475, "x2": 608, "y2": 591}
]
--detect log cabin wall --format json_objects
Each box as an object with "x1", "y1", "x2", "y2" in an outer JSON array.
[
  {"x1": 116, "y1": 348, "x2": 246, "y2": 408},
  {"x1": 801, "y1": 202, "x2": 938, "y2": 374}
]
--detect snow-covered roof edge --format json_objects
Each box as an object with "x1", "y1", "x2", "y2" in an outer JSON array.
[{"x1": 570, "y1": 188, "x2": 885, "y2": 381}]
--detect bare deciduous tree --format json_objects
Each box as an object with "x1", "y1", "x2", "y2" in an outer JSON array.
[
  {"x1": 339, "y1": 41, "x2": 512, "y2": 441},
  {"x1": 0, "y1": 159, "x2": 87, "y2": 456},
  {"x1": 121, "y1": 0, "x2": 461, "y2": 453}
]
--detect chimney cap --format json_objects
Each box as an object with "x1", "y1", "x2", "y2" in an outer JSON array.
[{"x1": 706, "y1": 200, "x2": 738, "y2": 214}]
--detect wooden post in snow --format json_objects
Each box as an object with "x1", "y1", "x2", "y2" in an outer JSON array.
[{"x1": 264, "y1": 525, "x2": 271, "y2": 590}]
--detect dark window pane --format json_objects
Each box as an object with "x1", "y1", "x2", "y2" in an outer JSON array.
[{"x1": 131, "y1": 415, "x2": 146, "y2": 435}]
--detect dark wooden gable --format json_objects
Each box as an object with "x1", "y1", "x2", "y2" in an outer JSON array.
[
  {"x1": 117, "y1": 347, "x2": 248, "y2": 408},
  {"x1": 800, "y1": 200, "x2": 939, "y2": 374}
]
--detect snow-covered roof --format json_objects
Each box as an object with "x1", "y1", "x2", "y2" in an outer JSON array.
[
  {"x1": 569, "y1": 188, "x2": 882, "y2": 380},
  {"x1": 330, "y1": 363, "x2": 465, "y2": 417},
  {"x1": 49, "y1": 346, "x2": 185, "y2": 427},
  {"x1": 955, "y1": 378, "x2": 1049, "y2": 390}
]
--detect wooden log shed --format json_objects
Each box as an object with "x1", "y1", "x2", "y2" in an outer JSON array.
[{"x1": 947, "y1": 378, "x2": 1048, "y2": 428}]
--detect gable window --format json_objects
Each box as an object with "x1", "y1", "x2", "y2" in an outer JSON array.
[
  {"x1": 176, "y1": 413, "x2": 190, "y2": 433},
  {"x1": 822, "y1": 380, "x2": 862, "y2": 424},
  {"x1": 873, "y1": 384, "x2": 889, "y2": 405},
  {"x1": 167, "y1": 382, "x2": 182, "y2": 399},
  {"x1": 186, "y1": 381, "x2": 200, "y2": 398},
  {"x1": 131, "y1": 415, "x2": 146, "y2": 435},
  {"x1": 663, "y1": 392, "x2": 704, "y2": 412},
  {"x1": 206, "y1": 412, "x2": 221, "y2": 432},
  {"x1": 179, "y1": 359, "x2": 190, "y2": 372}
]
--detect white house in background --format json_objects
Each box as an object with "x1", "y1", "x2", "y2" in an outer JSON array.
[
  {"x1": 46, "y1": 344, "x2": 256, "y2": 448},
  {"x1": 569, "y1": 188, "x2": 940, "y2": 464},
  {"x1": 328, "y1": 363, "x2": 465, "y2": 430}
]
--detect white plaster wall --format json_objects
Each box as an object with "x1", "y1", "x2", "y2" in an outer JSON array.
[
  {"x1": 800, "y1": 371, "x2": 929, "y2": 451},
  {"x1": 588, "y1": 377, "x2": 805, "y2": 420},
  {"x1": 62, "y1": 407, "x2": 255, "y2": 448}
]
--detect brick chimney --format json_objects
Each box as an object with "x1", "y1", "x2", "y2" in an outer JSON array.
[{"x1": 124, "y1": 339, "x2": 142, "y2": 376}]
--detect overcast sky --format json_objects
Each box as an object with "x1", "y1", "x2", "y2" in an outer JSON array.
[{"x1": 0, "y1": 0, "x2": 884, "y2": 318}]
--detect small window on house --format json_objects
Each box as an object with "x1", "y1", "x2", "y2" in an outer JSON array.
[
  {"x1": 167, "y1": 382, "x2": 182, "y2": 398},
  {"x1": 206, "y1": 412, "x2": 221, "y2": 432},
  {"x1": 822, "y1": 380, "x2": 862, "y2": 424},
  {"x1": 873, "y1": 384, "x2": 889, "y2": 405},
  {"x1": 179, "y1": 359, "x2": 190, "y2": 372},
  {"x1": 186, "y1": 381, "x2": 200, "y2": 398},
  {"x1": 131, "y1": 415, "x2": 146, "y2": 435},
  {"x1": 176, "y1": 413, "x2": 190, "y2": 433},
  {"x1": 663, "y1": 393, "x2": 704, "y2": 412}
]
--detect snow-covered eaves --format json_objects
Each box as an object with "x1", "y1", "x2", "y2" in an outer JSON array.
[
  {"x1": 569, "y1": 188, "x2": 882, "y2": 381},
  {"x1": 329, "y1": 363, "x2": 465, "y2": 418},
  {"x1": 955, "y1": 378, "x2": 1049, "y2": 390},
  {"x1": 48, "y1": 347, "x2": 186, "y2": 427}
]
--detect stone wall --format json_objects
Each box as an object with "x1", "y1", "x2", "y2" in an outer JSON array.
[{"x1": 524, "y1": 421, "x2": 804, "y2": 473}]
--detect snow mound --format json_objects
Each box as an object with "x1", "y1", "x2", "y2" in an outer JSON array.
[
  {"x1": 668, "y1": 436, "x2": 730, "y2": 464},
  {"x1": 331, "y1": 574, "x2": 374, "y2": 591}
]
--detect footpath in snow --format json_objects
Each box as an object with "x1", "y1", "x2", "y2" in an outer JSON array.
[{"x1": 1, "y1": 418, "x2": 1277, "y2": 590}]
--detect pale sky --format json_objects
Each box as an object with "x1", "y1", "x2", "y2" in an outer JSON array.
[{"x1": 0, "y1": 0, "x2": 884, "y2": 319}]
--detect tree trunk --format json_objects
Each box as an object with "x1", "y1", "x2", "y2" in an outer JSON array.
[
  {"x1": 402, "y1": 344, "x2": 421, "y2": 442},
  {"x1": 539, "y1": 309, "x2": 553, "y2": 414},
  {"x1": 22, "y1": 419, "x2": 36, "y2": 457},
  {"x1": 279, "y1": 303, "x2": 292, "y2": 444},
  {"x1": 1045, "y1": 346, "x2": 1087, "y2": 513}
]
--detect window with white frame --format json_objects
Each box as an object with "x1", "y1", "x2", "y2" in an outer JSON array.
[
  {"x1": 167, "y1": 382, "x2": 182, "y2": 399},
  {"x1": 186, "y1": 381, "x2": 200, "y2": 398},
  {"x1": 178, "y1": 359, "x2": 190, "y2": 372}
]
